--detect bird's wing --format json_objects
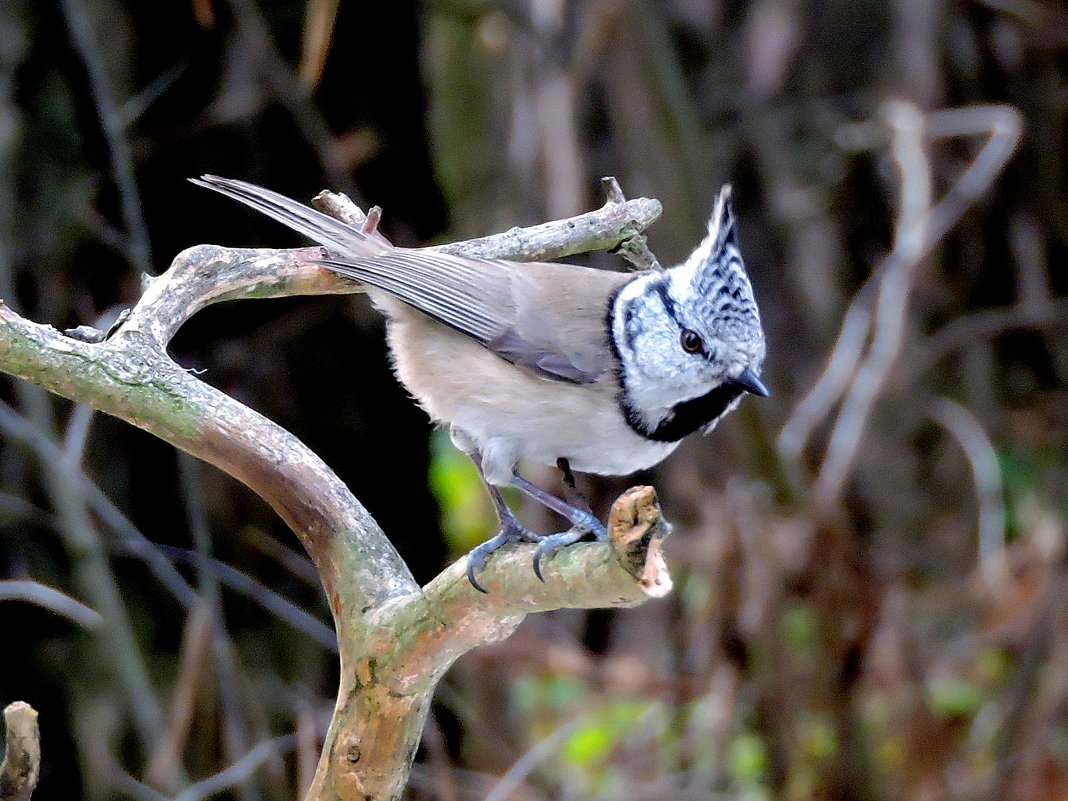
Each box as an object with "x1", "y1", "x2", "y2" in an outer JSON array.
[
  {"x1": 194, "y1": 175, "x2": 630, "y2": 384},
  {"x1": 320, "y1": 251, "x2": 629, "y2": 384},
  {"x1": 505, "y1": 261, "x2": 632, "y2": 382}
]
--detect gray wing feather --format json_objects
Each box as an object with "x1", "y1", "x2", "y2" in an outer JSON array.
[
  {"x1": 486, "y1": 328, "x2": 600, "y2": 383},
  {"x1": 194, "y1": 175, "x2": 624, "y2": 384},
  {"x1": 319, "y1": 250, "x2": 514, "y2": 345}
]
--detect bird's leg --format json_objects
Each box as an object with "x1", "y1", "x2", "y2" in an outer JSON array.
[
  {"x1": 465, "y1": 451, "x2": 538, "y2": 593},
  {"x1": 509, "y1": 472, "x2": 608, "y2": 581},
  {"x1": 510, "y1": 473, "x2": 606, "y2": 536}
]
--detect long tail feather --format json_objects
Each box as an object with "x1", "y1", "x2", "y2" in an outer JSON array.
[{"x1": 189, "y1": 175, "x2": 390, "y2": 259}]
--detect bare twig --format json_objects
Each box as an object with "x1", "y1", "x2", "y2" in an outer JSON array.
[
  {"x1": 118, "y1": 64, "x2": 186, "y2": 128},
  {"x1": 930, "y1": 398, "x2": 1007, "y2": 582},
  {"x1": 309, "y1": 179, "x2": 659, "y2": 264},
  {"x1": 111, "y1": 735, "x2": 297, "y2": 801},
  {"x1": 776, "y1": 300, "x2": 872, "y2": 461},
  {"x1": 0, "y1": 580, "x2": 103, "y2": 629},
  {"x1": 431, "y1": 178, "x2": 661, "y2": 262},
  {"x1": 154, "y1": 546, "x2": 338, "y2": 651},
  {"x1": 174, "y1": 734, "x2": 296, "y2": 801},
  {"x1": 913, "y1": 299, "x2": 1068, "y2": 379},
  {"x1": 310, "y1": 190, "x2": 371, "y2": 229},
  {"x1": 245, "y1": 533, "x2": 321, "y2": 589},
  {"x1": 485, "y1": 699, "x2": 664, "y2": 801},
  {"x1": 224, "y1": 0, "x2": 352, "y2": 188},
  {"x1": 779, "y1": 103, "x2": 1022, "y2": 503},
  {"x1": 0, "y1": 396, "x2": 169, "y2": 754},
  {"x1": 58, "y1": 0, "x2": 150, "y2": 271},
  {"x1": 483, "y1": 717, "x2": 584, "y2": 801},
  {"x1": 61, "y1": 404, "x2": 94, "y2": 465},
  {"x1": 815, "y1": 100, "x2": 931, "y2": 502},
  {"x1": 601, "y1": 177, "x2": 663, "y2": 271},
  {"x1": 144, "y1": 601, "x2": 215, "y2": 791},
  {"x1": 0, "y1": 400, "x2": 198, "y2": 608},
  {"x1": 298, "y1": 0, "x2": 340, "y2": 89},
  {"x1": 0, "y1": 702, "x2": 40, "y2": 801},
  {"x1": 0, "y1": 493, "x2": 56, "y2": 529},
  {"x1": 176, "y1": 451, "x2": 259, "y2": 799},
  {"x1": 294, "y1": 695, "x2": 320, "y2": 801},
  {"x1": 0, "y1": 7, "x2": 165, "y2": 766}
]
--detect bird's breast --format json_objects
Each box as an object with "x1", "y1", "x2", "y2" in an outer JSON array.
[{"x1": 378, "y1": 296, "x2": 679, "y2": 476}]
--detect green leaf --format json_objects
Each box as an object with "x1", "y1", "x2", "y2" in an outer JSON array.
[
  {"x1": 781, "y1": 603, "x2": 820, "y2": 649},
  {"x1": 728, "y1": 733, "x2": 768, "y2": 783},
  {"x1": 926, "y1": 676, "x2": 984, "y2": 719},
  {"x1": 510, "y1": 674, "x2": 591, "y2": 715},
  {"x1": 562, "y1": 724, "x2": 615, "y2": 767}
]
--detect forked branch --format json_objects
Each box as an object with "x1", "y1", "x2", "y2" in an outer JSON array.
[{"x1": 0, "y1": 179, "x2": 669, "y2": 800}]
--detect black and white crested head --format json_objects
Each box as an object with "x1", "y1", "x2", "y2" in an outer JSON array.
[
  {"x1": 610, "y1": 185, "x2": 767, "y2": 443},
  {"x1": 683, "y1": 186, "x2": 764, "y2": 352}
]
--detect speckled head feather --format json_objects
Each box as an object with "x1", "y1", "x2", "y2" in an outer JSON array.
[{"x1": 680, "y1": 186, "x2": 763, "y2": 350}]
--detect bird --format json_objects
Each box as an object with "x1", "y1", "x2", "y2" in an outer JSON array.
[{"x1": 192, "y1": 175, "x2": 768, "y2": 592}]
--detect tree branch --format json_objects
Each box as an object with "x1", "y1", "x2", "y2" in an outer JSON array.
[
  {"x1": 1, "y1": 702, "x2": 40, "y2": 801},
  {"x1": 0, "y1": 180, "x2": 668, "y2": 800}
]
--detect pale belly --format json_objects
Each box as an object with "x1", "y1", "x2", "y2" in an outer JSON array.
[
  {"x1": 378, "y1": 297, "x2": 679, "y2": 481},
  {"x1": 448, "y1": 388, "x2": 680, "y2": 478}
]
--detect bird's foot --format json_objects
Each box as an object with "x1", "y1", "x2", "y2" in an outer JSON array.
[
  {"x1": 532, "y1": 513, "x2": 608, "y2": 582},
  {"x1": 466, "y1": 519, "x2": 537, "y2": 593}
]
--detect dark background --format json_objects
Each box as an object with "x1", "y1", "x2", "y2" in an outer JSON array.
[{"x1": 1, "y1": 1, "x2": 1067, "y2": 799}]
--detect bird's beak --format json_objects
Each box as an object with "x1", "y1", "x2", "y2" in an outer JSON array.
[{"x1": 734, "y1": 367, "x2": 769, "y2": 397}]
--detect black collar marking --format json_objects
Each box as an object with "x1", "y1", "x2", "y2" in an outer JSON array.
[{"x1": 621, "y1": 381, "x2": 746, "y2": 443}]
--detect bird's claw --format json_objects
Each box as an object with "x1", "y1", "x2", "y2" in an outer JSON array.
[
  {"x1": 572, "y1": 511, "x2": 608, "y2": 541},
  {"x1": 532, "y1": 528, "x2": 584, "y2": 582},
  {"x1": 466, "y1": 521, "x2": 536, "y2": 593},
  {"x1": 532, "y1": 517, "x2": 608, "y2": 582},
  {"x1": 467, "y1": 512, "x2": 608, "y2": 590}
]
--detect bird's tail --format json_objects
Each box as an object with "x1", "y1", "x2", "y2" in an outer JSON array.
[{"x1": 190, "y1": 175, "x2": 392, "y2": 260}]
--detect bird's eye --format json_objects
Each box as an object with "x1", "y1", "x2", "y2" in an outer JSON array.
[{"x1": 680, "y1": 329, "x2": 704, "y2": 354}]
